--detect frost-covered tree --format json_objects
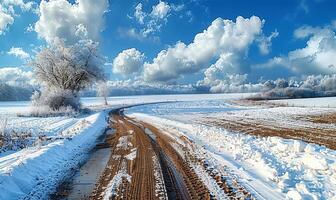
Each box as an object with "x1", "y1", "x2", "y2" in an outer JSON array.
[
  {"x1": 30, "y1": 41, "x2": 106, "y2": 110},
  {"x1": 263, "y1": 80, "x2": 275, "y2": 90},
  {"x1": 31, "y1": 41, "x2": 105, "y2": 92},
  {"x1": 97, "y1": 82, "x2": 109, "y2": 105},
  {"x1": 275, "y1": 78, "x2": 289, "y2": 88}
]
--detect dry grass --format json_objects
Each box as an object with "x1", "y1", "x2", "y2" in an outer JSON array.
[
  {"x1": 203, "y1": 114, "x2": 336, "y2": 150},
  {"x1": 308, "y1": 113, "x2": 336, "y2": 124}
]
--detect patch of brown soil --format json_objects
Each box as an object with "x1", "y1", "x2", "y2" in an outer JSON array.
[
  {"x1": 138, "y1": 121, "x2": 211, "y2": 200},
  {"x1": 308, "y1": 113, "x2": 336, "y2": 124},
  {"x1": 140, "y1": 121, "x2": 254, "y2": 199},
  {"x1": 204, "y1": 118, "x2": 336, "y2": 150},
  {"x1": 91, "y1": 114, "x2": 212, "y2": 200},
  {"x1": 90, "y1": 114, "x2": 157, "y2": 199}
]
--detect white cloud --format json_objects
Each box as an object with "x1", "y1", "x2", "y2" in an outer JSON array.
[
  {"x1": 2, "y1": 0, "x2": 35, "y2": 11},
  {"x1": 261, "y1": 24, "x2": 336, "y2": 75},
  {"x1": 252, "y1": 56, "x2": 288, "y2": 69},
  {"x1": 0, "y1": 8, "x2": 14, "y2": 35},
  {"x1": 258, "y1": 30, "x2": 279, "y2": 55},
  {"x1": 7, "y1": 47, "x2": 30, "y2": 60},
  {"x1": 144, "y1": 16, "x2": 265, "y2": 82},
  {"x1": 150, "y1": 1, "x2": 170, "y2": 19},
  {"x1": 0, "y1": 1, "x2": 36, "y2": 35},
  {"x1": 289, "y1": 26, "x2": 336, "y2": 74},
  {"x1": 113, "y1": 48, "x2": 145, "y2": 75},
  {"x1": 0, "y1": 67, "x2": 35, "y2": 85},
  {"x1": 119, "y1": 27, "x2": 145, "y2": 40},
  {"x1": 199, "y1": 53, "x2": 246, "y2": 87},
  {"x1": 35, "y1": 0, "x2": 108, "y2": 44},
  {"x1": 134, "y1": 3, "x2": 145, "y2": 24},
  {"x1": 130, "y1": 1, "x2": 182, "y2": 39},
  {"x1": 294, "y1": 25, "x2": 320, "y2": 39}
]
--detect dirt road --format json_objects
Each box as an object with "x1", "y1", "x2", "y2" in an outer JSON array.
[
  {"x1": 90, "y1": 112, "x2": 212, "y2": 200},
  {"x1": 86, "y1": 110, "x2": 255, "y2": 200}
]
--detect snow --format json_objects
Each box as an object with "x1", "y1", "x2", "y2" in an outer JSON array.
[
  {"x1": 192, "y1": 164, "x2": 227, "y2": 199},
  {"x1": 81, "y1": 93, "x2": 252, "y2": 108},
  {"x1": 127, "y1": 97, "x2": 336, "y2": 200},
  {"x1": 197, "y1": 106, "x2": 336, "y2": 130},
  {"x1": 0, "y1": 101, "x2": 30, "y2": 116},
  {"x1": 102, "y1": 160, "x2": 131, "y2": 200},
  {"x1": 1, "y1": 93, "x2": 336, "y2": 199},
  {"x1": 301, "y1": 153, "x2": 328, "y2": 170},
  {"x1": 152, "y1": 154, "x2": 168, "y2": 199},
  {"x1": 0, "y1": 110, "x2": 109, "y2": 199},
  {"x1": 116, "y1": 135, "x2": 133, "y2": 150},
  {"x1": 125, "y1": 148, "x2": 137, "y2": 160},
  {"x1": 270, "y1": 96, "x2": 336, "y2": 108}
]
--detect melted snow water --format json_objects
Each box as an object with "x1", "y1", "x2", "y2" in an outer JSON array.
[
  {"x1": 63, "y1": 147, "x2": 111, "y2": 199},
  {"x1": 51, "y1": 130, "x2": 113, "y2": 200}
]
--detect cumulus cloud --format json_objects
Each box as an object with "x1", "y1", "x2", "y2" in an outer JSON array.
[
  {"x1": 113, "y1": 48, "x2": 145, "y2": 75},
  {"x1": 260, "y1": 23, "x2": 336, "y2": 75},
  {"x1": 289, "y1": 26, "x2": 336, "y2": 74},
  {"x1": 35, "y1": 0, "x2": 108, "y2": 44},
  {"x1": 144, "y1": 16, "x2": 265, "y2": 82},
  {"x1": 198, "y1": 53, "x2": 249, "y2": 92},
  {"x1": 7, "y1": 47, "x2": 30, "y2": 60},
  {"x1": 0, "y1": 67, "x2": 35, "y2": 86}
]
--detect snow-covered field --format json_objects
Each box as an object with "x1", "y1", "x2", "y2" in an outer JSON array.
[
  {"x1": 0, "y1": 97, "x2": 115, "y2": 199},
  {"x1": 0, "y1": 93, "x2": 249, "y2": 199},
  {"x1": 0, "y1": 111, "x2": 109, "y2": 199},
  {"x1": 125, "y1": 96, "x2": 336, "y2": 200},
  {"x1": 1, "y1": 93, "x2": 336, "y2": 199},
  {"x1": 270, "y1": 96, "x2": 336, "y2": 108}
]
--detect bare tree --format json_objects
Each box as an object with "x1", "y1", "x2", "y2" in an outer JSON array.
[
  {"x1": 97, "y1": 81, "x2": 109, "y2": 105},
  {"x1": 30, "y1": 41, "x2": 106, "y2": 110}
]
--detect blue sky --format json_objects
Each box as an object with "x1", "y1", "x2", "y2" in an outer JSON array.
[{"x1": 1, "y1": 0, "x2": 336, "y2": 93}]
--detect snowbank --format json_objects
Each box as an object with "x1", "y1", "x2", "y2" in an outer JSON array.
[{"x1": 0, "y1": 111, "x2": 109, "y2": 199}]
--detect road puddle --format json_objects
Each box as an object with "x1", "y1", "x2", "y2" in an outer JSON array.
[{"x1": 50, "y1": 129, "x2": 113, "y2": 200}]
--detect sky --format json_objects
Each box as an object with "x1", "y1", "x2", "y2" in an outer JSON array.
[{"x1": 1, "y1": 0, "x2": 336, "y2": 93}]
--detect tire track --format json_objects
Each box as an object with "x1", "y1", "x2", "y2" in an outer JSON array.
[{"x1": 91, "y1": 113, "x2": 215, "y2": 199}]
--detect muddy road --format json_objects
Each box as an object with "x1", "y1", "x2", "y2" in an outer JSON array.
[
  {"x1": 53, "y1": 110, "x2": 253, "y2": 200},
  {"x1": 90, "y1": 113, "x2": 213, "y2": 200}
]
